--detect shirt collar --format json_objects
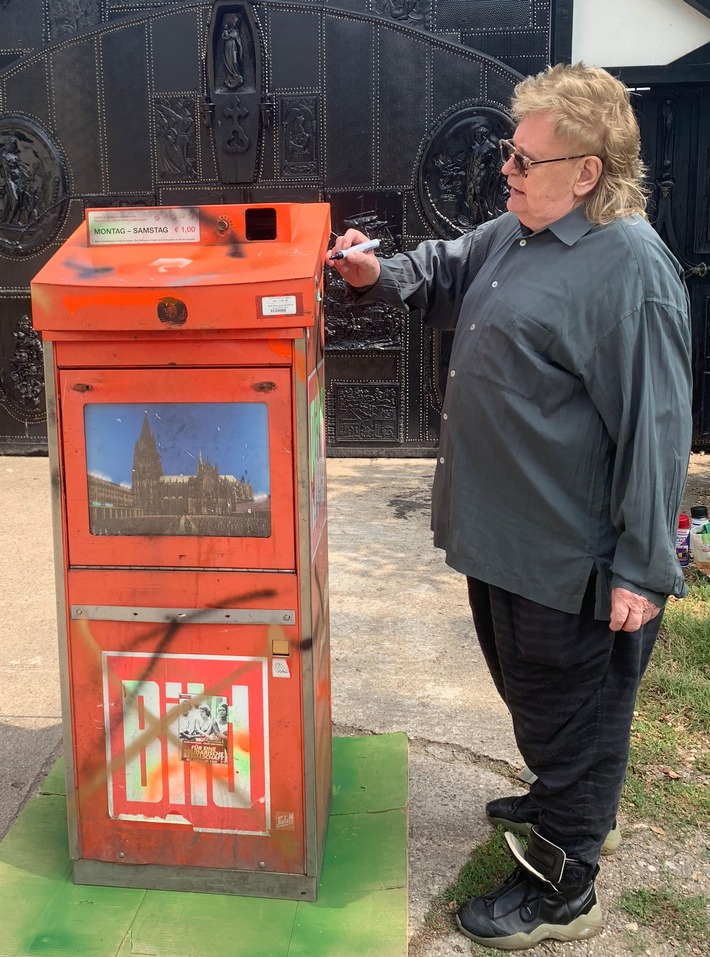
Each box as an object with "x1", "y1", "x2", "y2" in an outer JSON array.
[{"x1": 521, "y1": 205, "x2": 595, "y2": 247}]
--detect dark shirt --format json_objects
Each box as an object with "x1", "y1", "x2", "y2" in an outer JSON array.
[{"x1": 356, "y1": 206, "x2": 692, "y2": 618}]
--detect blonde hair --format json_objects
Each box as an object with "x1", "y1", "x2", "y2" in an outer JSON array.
[{"x1": 510, "y1": 63, "x2": 648, "y2": 225}]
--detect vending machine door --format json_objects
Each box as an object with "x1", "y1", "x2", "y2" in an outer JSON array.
[
  {"x1": 58, "y1": 367, "x2": 295, "y2": 570},
  {"x1": 66, "y1": 569, "x2": 306, "y2": 875}
]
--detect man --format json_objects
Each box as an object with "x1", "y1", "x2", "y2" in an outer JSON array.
[{"x1": 328, "y1": 63, "x2": 692, "y2": 950}]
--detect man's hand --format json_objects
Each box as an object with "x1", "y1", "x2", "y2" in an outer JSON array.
[
  {"x1": 609, "y1": 587, "x2": 661, "y2": 632},
  {"x1": 328, "y1": 228, "x2": 382, "y2": 289}
]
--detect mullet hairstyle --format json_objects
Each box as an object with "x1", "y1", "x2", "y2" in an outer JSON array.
[{"x1": 510, "y1": 63, "x2": 648, "y2": 225}]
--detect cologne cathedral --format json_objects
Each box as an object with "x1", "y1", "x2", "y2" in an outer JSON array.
[{"x1": 87, "y1": 414, "x2": 269, "y2": 537}]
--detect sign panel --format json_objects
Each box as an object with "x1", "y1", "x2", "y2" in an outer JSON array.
[
  {"x1": 87, "y1": 207, "x2": 201, "y2": 245},
  {"x1": 102, "y1": 652, "x2": 270, "y2": 835}
]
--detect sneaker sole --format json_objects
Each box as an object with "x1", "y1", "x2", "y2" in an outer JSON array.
[
  {"x1": 456, "y1": 901, "x2": 604, "y2": 950},
  {"x1": 486, "y1": 816, "x2": 621, "y2": 856}
]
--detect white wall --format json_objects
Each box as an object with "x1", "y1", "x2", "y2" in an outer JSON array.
[{"x1": 572, "y1": 0, "x2": 710, "y2": 67}]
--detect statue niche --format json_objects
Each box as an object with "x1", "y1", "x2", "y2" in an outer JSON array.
[
  {"x1": 221, "y1": 13, "x2": 244, "y2": 90},
  {"x1": 204, "y1": 1, "x2": 263, "y2": 183}
]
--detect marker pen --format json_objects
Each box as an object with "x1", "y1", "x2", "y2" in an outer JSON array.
[{"x1": 330, "y1": 238, "x2": 380, "y2": 260}]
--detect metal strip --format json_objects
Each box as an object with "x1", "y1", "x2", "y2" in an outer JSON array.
[
  {"x1": 71, "y1": 606, "x2": 295, "y2": 625},
  {"x1": 73, "y1": 858, "x2": 317, "y2": 901},
  {"x1": 294, "y1": 335, "x2": 320, "y2": 879},
  {"x1": 44, "y1": 344, "x2": 80, "y2": 859}
]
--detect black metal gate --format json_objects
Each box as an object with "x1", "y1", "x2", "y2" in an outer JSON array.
[
  {"x1": 634, "y1": 85, "x2": 710, "y2": 449},
  {"x1": 0, "y1": 0, "x2": 558, "y2": 454}
]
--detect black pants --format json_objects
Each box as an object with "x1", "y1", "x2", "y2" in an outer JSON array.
[{"x1": 467, "y1": 575, "x2": 662, "y2": 867}]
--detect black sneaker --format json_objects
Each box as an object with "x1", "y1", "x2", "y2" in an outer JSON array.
[
  {"x1": 486, "y1": 793, "x2": 621, "y2": 856},
  {"x1": 456, "y1": 828, "x2": 603, "y2": 950}
]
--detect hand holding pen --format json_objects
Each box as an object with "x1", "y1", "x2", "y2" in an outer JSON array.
[
  {"x1": 327, "y1": 228, "x2": 382, "y2": 289},
  {"x1": 330, "y1": 238, "x2": 380, "y2": 259}
]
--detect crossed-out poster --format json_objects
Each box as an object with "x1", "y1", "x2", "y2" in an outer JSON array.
[{"x1": 102, "y1": 652, "x2": 270, "y2": 834}]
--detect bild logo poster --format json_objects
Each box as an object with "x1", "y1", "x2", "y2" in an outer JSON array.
[{"x1": 102, "y1": 652, "x2": 270, "y2": 835}]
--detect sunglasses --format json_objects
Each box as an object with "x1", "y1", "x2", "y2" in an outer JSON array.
[{"x1": 498, "y1": 138, "x2": 588, "y2": 177}]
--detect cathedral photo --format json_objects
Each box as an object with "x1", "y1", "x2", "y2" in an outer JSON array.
[{"x1": 84, "y1": 403, "x2": 271, "y2": 538}]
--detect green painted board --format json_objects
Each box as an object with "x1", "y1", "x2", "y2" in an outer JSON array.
[
  {"x1": 331, "y1": 734, "x2": 408, "y2": 816},
  {"x1": 288, "y1": 810, "x2": 408, "y2": 957},
  {"x1": 0, "y1": 735, "x2": 408, "y2": 957},
  {"x1": 119, "y1": 893, "x2": 298, "y2": 957},
  {"x1": 38, "y1": 760, "x2": 67, "y2": 797},
  {"x1": 22, "y1": 882, "x2": 147, "y2": 957}
]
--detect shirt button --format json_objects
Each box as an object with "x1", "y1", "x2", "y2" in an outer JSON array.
[
  {"x1": 450, "y1": 369, "x2": 456, "y2": 377},
  {"x1": 519, "y1": 239, "x2": 527, "y2": 247},
  {"x1": 439, "y1": 456, "x2": 445, "y2": 464},
  {"x1": 470, "y1": 323, "x2": 476, "y2": 331},
  {"x1": 443, "y1": 413, "x2": 448, "y2": 420},
  {"x1": 491, "y1": 281, "x2": 498, "y2": 288}
]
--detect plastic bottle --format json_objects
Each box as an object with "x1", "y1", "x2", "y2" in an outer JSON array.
[
  {"x1": 689, "y1": 506, "x2": 709, "y2": 560},
  {"x1": 676, "y1": 513, "x2": 690, "y2": 567},
  {"x1": 690, "y1": 505, "x2": 709, "y2": 532}
]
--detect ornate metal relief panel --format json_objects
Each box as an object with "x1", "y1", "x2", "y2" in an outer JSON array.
[
  {"x1": 0, "y1": 115, "x2": 68, "y2": 257},
  {"x1": 323, "y1": 191, "x2": 406, "y2": 351},
  {"x1": 155, "y1": 97, "x2": 198, "y2": 180},
  {"x1": 0, "y1": 302, "x2": 47, "y2": 451},
  {"x1": 84, "y1": 194, "x2": 157, "y2": 208},
  {"x1": 324, "y1": 272, "x2": 404, "y2": 352},
  {"x1": 8, "y1": 313, "x2": 43, "y2": 410},
  {"x1": 279, "y1": 95, "x2": 318, "y2": 179},
  {"x1": 372, "y1": 0, "x2": 431, "y2": 30},
  {"x1": 203, "y1": 0, "x2": 263, "y2": 184},
  {"x1": 332, "y1": 382, "x2": 401, "y2": 444},
  {"x1": 418, "y1": 107, "x2": 514, "y2": 239},
  {"x1": 48, "y1": 0, "x2": 101, "y2": 42}
]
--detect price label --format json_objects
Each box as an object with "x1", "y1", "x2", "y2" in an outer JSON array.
[{"x1": 87, "y1": 207, "x2": 201, "y2": 246}]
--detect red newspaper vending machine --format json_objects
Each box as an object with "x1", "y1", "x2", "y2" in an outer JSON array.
[{"x1": 31, "y1": 203, "x2": 332, "y2": 900}]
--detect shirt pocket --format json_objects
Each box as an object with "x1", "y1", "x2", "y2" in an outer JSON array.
[
  {"x1": 464, "y1": 299, "x2": 579, "y2": 415},
  {"x1": 464, "y1": 299, "x2": 553, "y2": 399}
]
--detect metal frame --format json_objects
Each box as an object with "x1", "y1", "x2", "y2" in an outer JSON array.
[
  {"x1": 73, "y1": 858, "x2": 318, "y2": 901},
  {"x1": 551, "y1": 0, "x2": 574, "y2": 63},
  {"x1": 683, "y1": 0, "x2": 710, "y2": 18},
  {"x1": 294, "y1": 334, "x2": 322, "y2": 883},
  {"x1": 613, "y1": 61, "x2": 710, "y2": 85}
]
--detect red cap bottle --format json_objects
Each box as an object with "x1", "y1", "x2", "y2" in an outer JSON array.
[{"x1": 677, "y1": 514, "x2": 690, "y2": 566}]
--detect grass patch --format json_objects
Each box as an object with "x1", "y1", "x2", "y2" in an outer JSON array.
[
  {"x1": 425, "y1": 830, "x2": 516, "y2": 957},
  {"x1": 439, "y1": 828, "x2": 513, "y2": 907},
  {"x1": 618, "y1": 887, "x2": 710, "y2": 946},
  {"x1": 621, "y1": 571, "x2": 710, "y2": 829}
]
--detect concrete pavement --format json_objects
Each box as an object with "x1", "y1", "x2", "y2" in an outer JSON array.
[{"x1": 0, "y1": 456, "x2": 520, "y2": 952}]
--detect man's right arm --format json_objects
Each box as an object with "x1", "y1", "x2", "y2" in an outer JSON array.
[{"x1": 328, "y1": 220, "x2": 497, "y2": 331}]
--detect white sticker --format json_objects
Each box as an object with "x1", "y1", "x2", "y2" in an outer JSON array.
[
  {"x1": 272, "y1": 659, "x2": 291, "y2": 679},
  {"x1": 152, "y1": 258, "x2": 193, "y2": 272},
  {"x1": 261, "y1": 295, "x2": 297, "y2": 316},
  {"x1": 87, "y1": 207, "x2": 201, "y2": 245}
]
